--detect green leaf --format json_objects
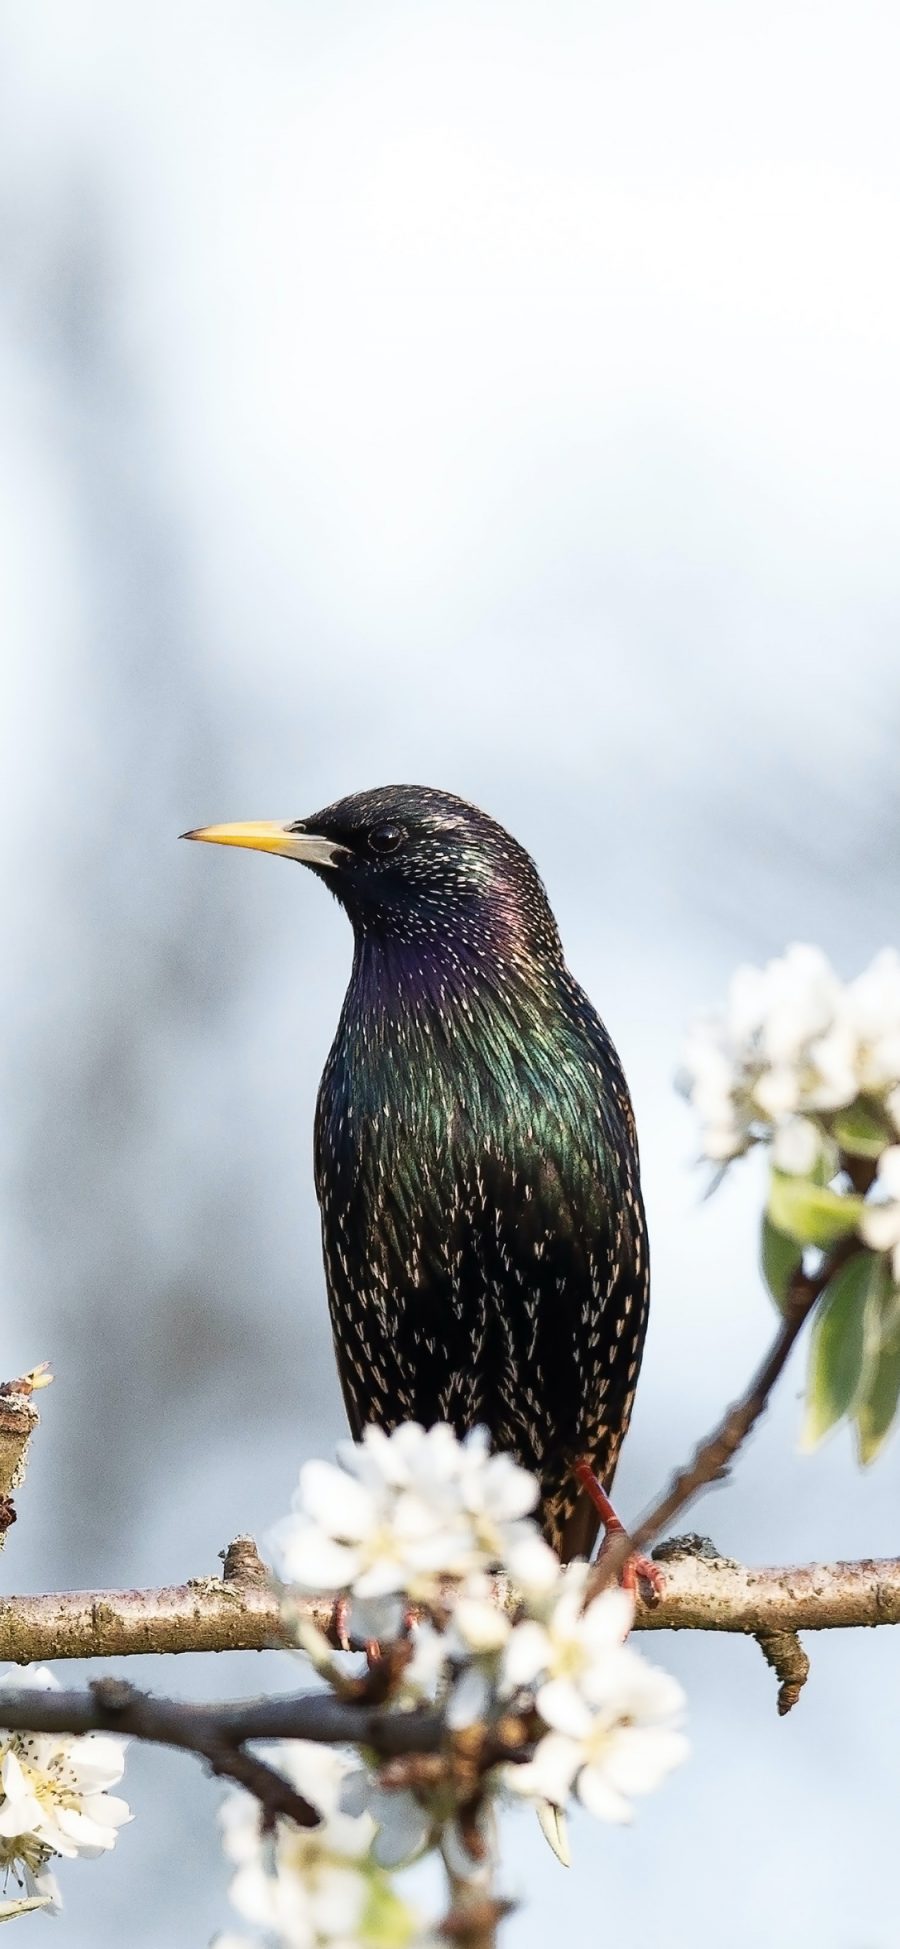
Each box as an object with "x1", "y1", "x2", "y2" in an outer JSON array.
[
  {"x1": 768, "y1": 1169, "x2": 864, "y2": 1248},
  {"x1": 854, "y1": 1268, "x2": 900, "y2": 1464},
  {"x1": 832, "y1": 1100, "x2": 891, "y2": 1161},
  {"x1": 801, "y1": 1251, "x2": 880, "y2": 1450},
  {"x1": 761, "y1": 1216, "x2": 803, "y2": 1313},
  {"x1": 855, "y1": 1338, "x2": 900, "y2": 1462}
]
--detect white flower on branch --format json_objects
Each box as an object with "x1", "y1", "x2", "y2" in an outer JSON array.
[
  {"x1": 500, "y1": 1566, "x2": 635, "y2": 1736},
  {"x1": 846, "y1": 950, "x2": 900, "y2": 1091},
  {"x1": 770, "y1": 1115, "x2": 825, "y2": 1178},
  {"x1": 506, "y1": 1646, "x2": 688, "y2": 1823},
  {"x1": 269, "y1": 1422, "x2": 554, "y2": 1640},
  {"x1": 860, "y1": 1146, "x2": 900, "y2": 1279},
  {"x1": 269, "y1": 1419, "x2": 689, "y2": 1894},
  {"x1": 221, "y1": 1739, "x2": 428, "y2": 1947},
  {"x1": 339, "y1": 1768, "x2": 433, "y2": 1872},
  {"x1": 680, "y1": 943, "x2": 900, "y2": 1169},
  {"x1": 0, "y1": 1664, "x2": 130, "y2": 1912}
]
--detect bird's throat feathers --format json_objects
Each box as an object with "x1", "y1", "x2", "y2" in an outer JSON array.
[
  {"x1": 329, "y1": 912, "x2": 605, "y2": 1158},
  {"x1": 321, "y1": 896, "x2": 627, "y2": 1215},
  {"x1": 347, "y1": 907, "x2": 562, "y2": 1051}
]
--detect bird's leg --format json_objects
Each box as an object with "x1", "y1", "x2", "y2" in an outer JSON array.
[
  {"x1": 573, "y1": 1460, "x2": 664, "y2": 1601},
  {"x1": 327, "y1": 1594, "x2": 353, "y2": 1651}
]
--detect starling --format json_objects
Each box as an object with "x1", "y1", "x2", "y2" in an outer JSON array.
[{"x1": 184, "y1": 787, "x2": 649, "y2": 1563}]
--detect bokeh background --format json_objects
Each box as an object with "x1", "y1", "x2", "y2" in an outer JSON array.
[{"x1": 2, "y1": 3, "x2": 899, "y2": 1943}]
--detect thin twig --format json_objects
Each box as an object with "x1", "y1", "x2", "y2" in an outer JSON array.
[
  {"x1": 629, "y1": 1259, "x2": 833, "y2": 1556},
  {"x1": 440, "y1": 1833, "x2": 510, "y2": 1949},
  {"x1": 0, "y1": 1678, "x2": 456, "y2": 1829},
  {"x1": 0, "y1": 1680, "x2": 530, "y2": 1828},
  {"x1": 0, "y1": 1679, "x2": 443, "y2": 1758}
]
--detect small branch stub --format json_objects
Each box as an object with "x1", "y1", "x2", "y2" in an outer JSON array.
[
  {"x1": 755, "y1": 1629, "x2": 811, "y2": 1715},
  {"x1": 0, "y1": 1366, "x2": 51, "y2": 1553}
]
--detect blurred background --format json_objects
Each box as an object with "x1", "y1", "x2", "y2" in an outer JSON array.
[{"x1": 1, "y1": 2, "x2": 898, "y2": 1942}]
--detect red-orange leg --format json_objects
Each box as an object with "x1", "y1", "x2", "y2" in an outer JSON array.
[{"x1": 574, "y1": 1459, "x2": 664, "y2": 1601}]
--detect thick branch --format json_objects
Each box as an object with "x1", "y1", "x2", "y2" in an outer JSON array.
[
  {"x1": 1, "y1": 1547, "x2": 898, "y2": 1663},
  {"x1": 0, "y1": 1554, "x2": 896, "y2": 1828},
  {"x1": 630, "y1": 1547, "x2": 900, "y2": 1635}
]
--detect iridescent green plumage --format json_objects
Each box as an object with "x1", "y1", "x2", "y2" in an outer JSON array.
[
  {"x1": 302, "y1": 787, "x2": 649, "y2": 1561},
  {"x1": 186, "y1": 784, "x2": 649, "y2": 1559}
]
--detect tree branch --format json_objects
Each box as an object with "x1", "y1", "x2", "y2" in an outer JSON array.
[
  {"x1": 629, "y1": 1262, "x2": 827, "y2": 1556},
  {"x1": 0, "y1": 1677, "x2": 456, "y2": 1831},
  {"x1": 1, "y1": 1542, "x2": 897, "y2": 1661},
  {"x1": 0, "y1": 1367, "x2": 51, "y2": 1551},
  {"x1": 0, "y1": 1551, "x2": 896, "y2": 1835},
  {"x1": 632, "y1": 1543, "x2": 900, "y2": 1633},
  {"x1": 440, "y1": 1836, "x2": 511, "y2": 1949}
]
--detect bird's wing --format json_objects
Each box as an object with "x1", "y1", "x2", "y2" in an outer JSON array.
[{"x1": 472, "y1": 1108, "x2": 647, "y2": 1554}]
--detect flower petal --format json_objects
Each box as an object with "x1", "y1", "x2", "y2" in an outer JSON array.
[
  {"x1": 576, "y1": 1761, "x2": 632, "y2": 1823},
  {"x1": 268, "y1": 1517, "x2": 360, "y2": 1592},
  {"x1": 298, "y1": 1460, "x2": 377, "y2": 1540},
  {"x1": 501, "y1": 1620, "x2": 551, "y2": 1693},
  {"x1": 536, "y1": 1679, "x2": 594, "y2": 1739}
]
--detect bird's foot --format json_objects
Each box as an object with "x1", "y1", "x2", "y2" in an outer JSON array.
[
  {"x1": 618, "y1": 1550, "x2": 664, "y2": 1601},
  {"x1": 573, "y1": 1460, "x2": 664, "y2": 1604}
]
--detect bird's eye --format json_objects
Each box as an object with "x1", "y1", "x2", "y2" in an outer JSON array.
[{"x1": 368, "y1": 822, "x2": 406, "y2": 856}]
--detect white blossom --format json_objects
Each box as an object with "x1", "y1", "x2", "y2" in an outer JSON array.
[
  {"x1": 680, "y1": 943, "x2": 900, "y2": 1171},
  {"x1": 221, "y1": 1740, "x2": 426, "y2": 1947},
  {"x1": 771, "y1": 1116, "x2": 824, "y2": 1177},
  {"x1": 501, "y1": 1566, "x2": 634, "y2": 1737},
  {"x1": 846, "y1": 950, "x2": 900, "y2": 1089},
  {"x1": 860, "y1": 1146, "x2": 900, "y2": 1279},
  {"x1": 270, "y1": 1423, "x2": 554, "y2": 1641},
  {"x1": 270, "y1": 1422, "x2": 690, "y2": 1884},
  {"x1": 507, "y1": 1645, "x2": 687, "y2": 1823},
  {"x1": 339, "y1": 1769, "x2": 432, "y2": 1871},
  {"x1": 0, "y1": 1665, "x2": 130, "y2": 1912}
]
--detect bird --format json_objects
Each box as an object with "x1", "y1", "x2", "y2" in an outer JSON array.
[{"x1": 183, "y1": 786, "x2": 649, "y2": 1564}]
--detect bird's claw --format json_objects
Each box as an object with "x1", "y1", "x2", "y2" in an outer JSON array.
[{"x1": 620, "y1": 1552, "x2": 664, "y2": 1604}]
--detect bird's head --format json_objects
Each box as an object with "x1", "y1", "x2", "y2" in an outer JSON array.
[{"x1": 183, "y1": 784, "x2": 561, "y2": 960}]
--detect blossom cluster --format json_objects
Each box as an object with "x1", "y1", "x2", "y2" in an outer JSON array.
[
  {"x1": 0, "y1": 1664, "x2": 130, "y2": 1914},
  {"x1": 218, "y1": 1740, "x2": 430, "y2": 1949},
  {"x1": 680, "y1": 943, "x2": 900, "y2": 1171},
  {"x1": 680, "y1": 942, "x2": 900, "y2": 1464},
  {"x1": 220, "y1": 1423, "x2": 688, "y2": 1947}
]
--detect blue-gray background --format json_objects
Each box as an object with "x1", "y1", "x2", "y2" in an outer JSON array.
[{"x1": 2, "y1": 3, "x2": 898, "y2": 1943}]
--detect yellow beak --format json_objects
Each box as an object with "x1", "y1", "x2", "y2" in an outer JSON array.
[{"x1": 181, "y1": 821, "x2": 344, "y2": 868}]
